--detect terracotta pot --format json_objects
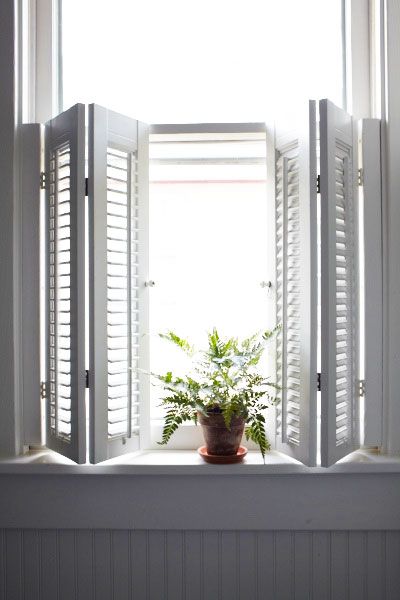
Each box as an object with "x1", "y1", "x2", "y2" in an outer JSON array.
[{"x1": 198, "y1": 411, "x2": 245, "y2": 456}]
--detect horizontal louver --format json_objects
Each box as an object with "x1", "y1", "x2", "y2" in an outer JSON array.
[
  {"x1": 106, "y1": 148, "x2": 140, "y2": 438},
  {"x1": 276, "y1": 153, "x2": 301, "y2": 446},
  {"x1": 45, "y1": 103, "x2": 86, "y2": 463},
  {"x1": 49, "y1": 143, "x2": 72, "y2": 441},
  {"x1": 334, "y1": 152, "x2": 353, "y2": 446}
]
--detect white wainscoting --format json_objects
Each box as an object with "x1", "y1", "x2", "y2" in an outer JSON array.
[{"x1": 1, "y1": 529, "x2": 399, "y2": 599}]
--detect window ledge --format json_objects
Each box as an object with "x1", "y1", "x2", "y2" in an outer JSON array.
[{"x1": 0, "y1": 447, "x2": 400, "y2": 475}]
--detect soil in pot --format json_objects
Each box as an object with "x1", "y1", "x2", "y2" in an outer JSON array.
[{"x1": 198, "y1": 410, "x2": 245, "y2": 456}]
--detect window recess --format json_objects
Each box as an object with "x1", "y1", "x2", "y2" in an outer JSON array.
[{"x1": 26, "y1": 100, "x2": 382, "y2": 466}]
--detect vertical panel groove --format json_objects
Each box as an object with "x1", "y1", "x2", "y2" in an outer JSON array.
[{"x1": 2, "y1": 529, "x2": 399, "y2": 599}]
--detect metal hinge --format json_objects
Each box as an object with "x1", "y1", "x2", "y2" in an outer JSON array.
[
  {"x1": 40, "y1": 381, "x2": 47, "y2": 399},
  {"x1": 317, "y1": 372, "x2": 321, "y2": 392},
  {"x1": 358, "y1": 168, "x2": 364, "y2": 186},
  {"x1": 40, "y1": 171, "x2": 47, "y2": 190},
  {"x1": 85, "y1": 177, "x2": 89, "y2": 196},
  {"x1": 85, "y1": 369, "x2": 89, "y2": 388},
  {"x1": 358, "y1": 379, "x2": 366, "y2": 397},
  {"x1": 317, "y1": 174, "x2": 321, "y2": 194}
]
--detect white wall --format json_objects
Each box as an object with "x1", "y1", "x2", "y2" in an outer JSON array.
[{"x1": 0, "y1": 0, "x2": 19, "y2": 457}]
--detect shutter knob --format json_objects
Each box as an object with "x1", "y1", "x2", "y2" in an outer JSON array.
[
  {"x1": 260, "y1": 280, "x2": 272, "y2": 290},
  {"x1": 145, "y1": 280, "x2": 156, "y2": 287}
]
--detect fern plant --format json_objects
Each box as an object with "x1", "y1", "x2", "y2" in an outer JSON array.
[{"x1": 154, "y1": 327, "x2": 280, "y2": 460}]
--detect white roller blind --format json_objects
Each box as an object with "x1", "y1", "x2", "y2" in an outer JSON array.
[
  {"x1": 45, "y1": 103, "x2": 86, "y2": 463},
  {"x1": 320, "y1": 99, "x2": 359, "y2": 467},
  {"x1": 274, "y1": 101, "x2": 318, "y2": 466},
  {"x1": 89, "y1": 104, "x2": 149, "y2": 463}
]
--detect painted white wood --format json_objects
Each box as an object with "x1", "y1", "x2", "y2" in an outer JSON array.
[
  {"x1": 1, "y1": 529, "x2": 400, "y2": 600},
  {"x1": 58, "y1": 529, "x2": 75, "y2": 600},
  {"x1": 345, "y1": 0, "x2": 371, "y2": 118},
  {"x1": 45, "y1": 103, "x2": 86, "y2": 463},
  {"x1": 40, "y1": 530, "x2": 57, "y2": 599},
  {"x1": 35, "y1": 0, "x2": 61, "y2": 122},
  {"x1": 148, "y1": 529, "x2": 166, "y2": 599},
  {"x1": 274, "y1": 101, "x2": 318, "y2": 466},
  {"x1": 348, "y1": 531, "x2": 367, "y2": 600},
  {"x1": 366, "y1": 531, "x2": 385, "y2": 599},
  {"x1": 361, "y1": 119, "x2": 383, "y2": 447},
  {"x1": 184, "y1": 531, "x2": 202, "y2": 600},
  {"x1": 256, "y1": 531, "x2": 274, "y2": 598},
  {"x1": 20, "y1": 124, "x2": 41, "y2": 446},
  {"x1": 112, "y1": 530, "x2": 130, "y2": 600},
  {"x1": 22, "y1": 530, "x2": 40, "y2": 600},
  {"x1": 76, "y1": 530, "x2": 94, "y2": 599},
  {"x1": 384, "y1": 0, "x2": 400, "y2": 456},
  {"x1": 275, "y1": 531, "x2": 294, "y2": 599},
  {"x1": 93, "y1": 530, "x2": 112, "y2": 600},
  {"x1": 0, "y1": 0, "x2": 20, "y2": 458},
  {"x1": 202, "y1": 531, "x2": 220, "y2": 599},
  {"x1": 89, "y1": 104, "x2": 149, "y2": 462},
  {"x1": 312, "y1": 531, "x2": 330, "y2": 600},
  {"x1": 220, "y1": 531, "x2": 237, "y2": 600},
  {"x1": 320, "y1": 98, "x2": 360, "y2": 466},
  {"x1": 238, "y1": 530, "x2": 256, "y2": 600},
  {"x1": 386, "y1": 531, "x2": 400, "y2": 599},
  {"x1": 293, "y1": 531, "x2": 312, "y2": 599},
  {"x1": 330, "y1": 531, "x2": 349, "y2": 599},
  {"x1": 166, "y1": 531, "x2": 184, "y2": 600},
  {"x1": 131, "y1": 530, "x2": 148, "y2": 599}
]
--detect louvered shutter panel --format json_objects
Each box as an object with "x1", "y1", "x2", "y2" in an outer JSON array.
[
  {"x1": 274, "y1": 101, "x2": 318, "y2": 466},
  {"x1": 320, "y1": 99, "x2": 359, "y2": 467},
  {"x1": 89, "y1": 104, "x2": 149, "y2": 463},
  {"x1": 45, "y1": 103, "x2": 86, "y2": 463}
]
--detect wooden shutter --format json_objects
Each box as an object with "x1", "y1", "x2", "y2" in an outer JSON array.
[
  {"x1": 361, "y1": 119, "x2": 383, "y2": 447},
  {"x1": 274, "y1": 101, "x2": 318, "y2": 466},
  {"x1": 45, "y1": 103, "x2": 86, "y2": 463},
  {"x1": 320, "y1": 99, "x2": 359, "y2": 466},
  {"x1": 89, "y1": 104, "x2": 149, "y2": 463}
]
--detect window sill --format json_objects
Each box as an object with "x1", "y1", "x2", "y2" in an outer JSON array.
[{"x1": 0, "y1": 447, "x2": 400, "y2": 475}]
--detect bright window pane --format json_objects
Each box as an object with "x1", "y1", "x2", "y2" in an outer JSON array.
[
  {"x1": 149, "y1": 132, "x2": 272, "y2": 418},
  {"x1": 61, "y1": 0, "x2": 344, "y2": 122}
]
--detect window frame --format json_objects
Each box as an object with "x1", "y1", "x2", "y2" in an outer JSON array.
[{"x1": 6, "y1": 0, "x2": 390, "y2": 464}]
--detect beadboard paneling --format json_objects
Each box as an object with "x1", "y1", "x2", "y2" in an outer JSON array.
[{"x1": 1, "y1": 529, "x2": 400, "y2": 599}]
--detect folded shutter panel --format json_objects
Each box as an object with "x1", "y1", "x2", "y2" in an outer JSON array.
[
  {"x1": 320, "y1": 99, "x2": 359, "y2": 467},
  {"x1": 89, "y1": 104, "x2": 149, "y2": 463},
  {"x1": 361, "y1": 119, "x2": 383, "y2": 447},
  {"x1": 45, "y1": 103, "x2": 86, "y2": 463},
  {"x1": 274, "y1": 101, "x2": 318, "y2": 466}
]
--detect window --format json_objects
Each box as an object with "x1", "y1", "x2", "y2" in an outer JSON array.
[
  {"x1": 14, "y1": 0, "x2": 384, "y2": 467},
  {"x1": 148, "y1": 127, "x2": 273, "y2": 422}
]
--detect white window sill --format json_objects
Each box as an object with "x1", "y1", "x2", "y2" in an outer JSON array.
[{"x1": 0, "y1": 447, "x2": 400, "y2": 475}]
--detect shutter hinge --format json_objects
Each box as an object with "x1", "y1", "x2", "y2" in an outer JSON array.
[
  {"x1": 85, "y1": 177, "x2": 89, "y2": 197},
  {"x1": 85, "y1": 369, "x2": 89, "y2": 388},
  {"x1": 358, "y1": 168, "x2": 364, "y2": 186},
  {"x1": 40, "y1": 381, "x2": 47, "y2": 399},
  {"x1": 358, "y1": 379, "x2": 366, "y2": 397},
  {"x1": 40, "y1": 171, "x2": 47, "y2": 190},
  {"x1": 316, "y1": 174, "x2": 321, "y2": 194},
  {"x1": 317, "y1": 372, "x2": 321, "y2": 392}
]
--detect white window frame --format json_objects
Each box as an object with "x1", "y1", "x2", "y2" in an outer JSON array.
[{"x1": 5, "y1": 0, "x2": 392, "y2": 463}]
